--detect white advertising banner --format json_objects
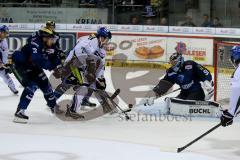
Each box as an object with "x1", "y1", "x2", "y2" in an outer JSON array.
[
  {"x1": 77, "y1": 33, "x2": 167, "y2": 62},
  {"x1": 0, "y1": 8, "x2": 108, "y2": 24},
  {"x1": 108, "y1": 35, "x2": 167, "y2": 62},
  {"x1": 215, "y1": 28, "x2": 240, "y2": 35},
  {"x1": 77, "y1": 32, "x2": 213, "y2": 65},
  {"x1": 167, "y1": 37, "x2": 214, "y2": 65},
  {"x1": 192, "y1": 27, "x2": 215, "y2": 34},
  {"x1": 169, "y1": 26, "x2": 193, "y2": 34}
]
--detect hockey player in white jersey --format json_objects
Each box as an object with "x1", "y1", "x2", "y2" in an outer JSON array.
[
  {"x1": 220, "y1": 46, "x2": 240, "y2": 127},
  {"x1": 0, "y1": 25, "x2": 18, "y2": 94},
  {"x1": 53, "y1": 27, "x2": 111, "y2": 114}
]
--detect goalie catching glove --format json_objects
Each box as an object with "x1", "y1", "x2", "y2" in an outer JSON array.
[{"x1": 201, "y1": 80, "x2": 214, "y2": 100}]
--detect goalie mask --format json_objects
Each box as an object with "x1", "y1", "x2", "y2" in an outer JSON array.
[
  {"x1": 169, "y1": 53, "x2": 184, "y2": 72},
  {"x1": 230, "y1": 46, "x2": 240, "y2": 67}
]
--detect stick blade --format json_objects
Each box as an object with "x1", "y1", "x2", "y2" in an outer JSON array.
[{"x1": 177, "y1": 147, "x2": 183, "y2": 153}]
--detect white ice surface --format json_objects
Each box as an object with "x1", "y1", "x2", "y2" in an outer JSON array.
[{"x1": 0, "y1": 67, "x2": 239, "y2": 160}]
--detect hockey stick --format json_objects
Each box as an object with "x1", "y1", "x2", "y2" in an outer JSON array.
[
  {"x1": 101, "y1": 89, "x2": 131, "y2": 120},
  {"x1": 110, "y1": 98, "x2": 131, "y2": 120},
  {"x1": 177, "y1": 110, "x2": 240, "y2": 153},
  {"x1": 177, "y1": 123, "x2": 221, "y2": 153}
]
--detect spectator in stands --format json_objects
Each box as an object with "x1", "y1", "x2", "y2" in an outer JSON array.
[
  {"x1": 145, "y1": 18, "x2": 153, "y2": 25},
  {"x1": 159, "y1": 17, "x2": 167, "y2": 26},
  {"x1": 181, "y1": 16, "x2": 196, "y2": 27},
  {"x1": 22, "y1": 0, "x2": 33, "y2": 3},
  {"x1": 201, "y1": 14, "x2": 212, "y2": 27},
  {"x1": 80, "y1": 0, "x2": 96, "y2": 4},
  {"x1": 130, "y1": 15, "x2": 140, "y2": 25},
  {"x1": 212, "y1": 17, "x2": 223, "y2": 28}
]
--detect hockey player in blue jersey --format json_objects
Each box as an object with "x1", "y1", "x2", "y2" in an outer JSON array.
[
  {"x1": 152, "y1": 52, "x2": 214, "y2": 101},
  {"x1": 27, "y1": 21, "x2": 65, "y2": 62},
  {"x1": 12, "y1": 27, "x2": 62, "y2": 123},
  {"x1": 220, "y1": 46, "x2": 240, "y2": 127},
  {"x1": 28, "y1": 21, "x2": 60, "y2": 48}
]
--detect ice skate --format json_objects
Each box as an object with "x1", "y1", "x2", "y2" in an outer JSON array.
[{"x1": 13, "y1": 109, "x2": 29, "y2": 124}]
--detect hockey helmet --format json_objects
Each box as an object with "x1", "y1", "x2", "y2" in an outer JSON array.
[
  {"x1": 96, "y1": 27, "x2": 112, "y2": 39},
  {"x1": 231, "y1": 45, "x2": 240, "y2": 66},
  {"x1": 46, "y1": 20, "x2": 56, "y2": 30},
  {"x1": 0, "y1": 25, "x2": 9, "y2": 36},
  {"x1": 169, "y1": 52, "x2": 184, "y2": 72}
]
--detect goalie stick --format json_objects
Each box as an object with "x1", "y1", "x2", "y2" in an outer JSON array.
[
  {"x1": 136, "y1": 88, "x2": 181, "y2": 107},
  {"x1": 145, "y1": 88, "x2": 181, "y2": 106}
]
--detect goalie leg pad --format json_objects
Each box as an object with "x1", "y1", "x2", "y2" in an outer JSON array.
[{"x1": 167, "y1": 98, "x2": 221, "y2": 117}]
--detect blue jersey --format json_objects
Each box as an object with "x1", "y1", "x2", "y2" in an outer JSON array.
[
  {"x1": 13, "y1": 36, "x2": 61, "y2": 71},
  {"x1": 27, "y1": 31, "x2": 60, "y2": 49},
  {"x1": 163, "y1": 60, "x2": 212, "y2": 92}
]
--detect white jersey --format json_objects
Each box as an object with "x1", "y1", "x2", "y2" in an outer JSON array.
[
  {"x1": 0, "y1": 39, "x2": 9, "y2": 64},
  {"x1": 229, "y1": 64, "x2": 240, "y2": 116},
  {"x1": 0, "y1": 38, "x2": 18, "y2": 93},
  {"x1": 64, "y1": 35, "x2": 105, "y2": 79}
]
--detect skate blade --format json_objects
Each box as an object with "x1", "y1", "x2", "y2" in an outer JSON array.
[{"x1": 13, "y1": 117, "x2": 28, "y2": 124}]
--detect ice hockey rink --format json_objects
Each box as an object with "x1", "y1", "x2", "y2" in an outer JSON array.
[{"x1": 0, "y1": 67, "x2": 240, "y2": 160}]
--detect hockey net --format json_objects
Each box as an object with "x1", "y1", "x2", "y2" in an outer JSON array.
[{"x1": 214, "y1": 41, "x2": 240, "y2": 103}]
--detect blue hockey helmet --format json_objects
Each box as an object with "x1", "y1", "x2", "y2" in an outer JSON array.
[
  {"x1": 96, "y1": 27, "x2": 112, "y2": 39},
  {"x1": 230, "y1": 46, "x2": 240, "y2": 66},
  {"x1": 0, "y1": 25, "x2": 9, "y2": 36},
  {"x1": 169, "y1": 52, "x2": 184, "y2": 72}
]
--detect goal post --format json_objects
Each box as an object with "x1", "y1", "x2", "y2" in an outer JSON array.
[{"x1": 214, "y1": 41, "x2": 240, "y2": 102}]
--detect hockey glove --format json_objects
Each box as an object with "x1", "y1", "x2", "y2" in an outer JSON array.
[
  {"x1": 0, "y1": 63, "x2": 12, "y2": 73},
  {"x1": 220, "y1": 110, "x2": 234, "y2": 127},
  {"x1": 96, "y1": 78, "x2": 106, "y2": 90},
  {"x1": 5, "y1": 66, "x2": 12, "y2": 74},
  {"x1": 53, "y1": 65, "x2": 65, "y2": 79},
  {"x1": 0, "y1": 62, "x2": 6, "y2": 70},
  {"x1": 201, "y1": 80, "x2": 214, "y2": 100},
  {"x1": 56, "y1": 50, "x2": 66, "y2": 63}
]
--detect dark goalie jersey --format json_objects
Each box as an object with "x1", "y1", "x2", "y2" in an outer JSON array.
[{"x1": 162, "y1": 60, "x2": 212, "y2": 93}]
